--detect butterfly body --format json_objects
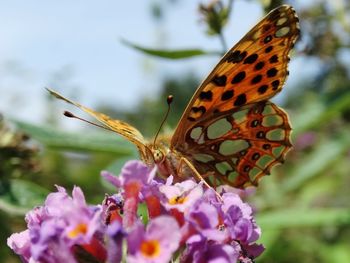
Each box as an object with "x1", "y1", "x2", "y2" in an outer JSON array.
[
  {"x1": 143, "y1": 137, "x2": 193, "y2": 183},
  {"x1": 49, "y1": 5, "x2": 299, "y2": 189}
]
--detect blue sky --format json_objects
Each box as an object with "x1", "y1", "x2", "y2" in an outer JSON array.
[{"x1": 0, "y1": 0, "x2": 314, "y2": 127}]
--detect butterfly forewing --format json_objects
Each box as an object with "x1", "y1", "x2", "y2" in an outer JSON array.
[
  {"x1": 172, "y1": 5, "x2": 299, "y2": 144},
  {"x1": 171, "y1": 5, "x2": 299, "y2": 188},
  {"x1": 47, "y1": 89, "x2": 153, "y2": 163}
]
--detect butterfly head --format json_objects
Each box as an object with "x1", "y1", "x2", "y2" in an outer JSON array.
[{"x1": 152, "y1": 148, "x2": 165, "y2": 164}]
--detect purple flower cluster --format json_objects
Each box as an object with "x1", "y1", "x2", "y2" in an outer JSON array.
[{"x1": 8, "y1": 160, "x2": 264, "y2": 263}]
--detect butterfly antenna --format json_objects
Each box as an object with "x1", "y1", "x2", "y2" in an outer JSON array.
[
  {"x1": 63, "y1": 111, "x2": 114, "y2": 132},
  {"x1": 153, "y1": 95, "x2": 173, "y2": 147}
]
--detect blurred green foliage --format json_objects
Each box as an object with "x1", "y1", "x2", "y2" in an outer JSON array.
[{"x1": 1, "y1": 0, "x2": 350, "y2": 262}]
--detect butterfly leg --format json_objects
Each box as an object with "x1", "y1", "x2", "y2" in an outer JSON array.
[{"x1": 178, "y1": 157, "x2": 222, "y2": 200}]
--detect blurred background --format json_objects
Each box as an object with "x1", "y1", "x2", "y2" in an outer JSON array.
[{"x1": 1, "y1": 0, "x2": 350, "y2": 262}]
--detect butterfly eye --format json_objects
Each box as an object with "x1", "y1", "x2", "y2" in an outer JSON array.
[{"x1": 153, "y1": 149, "x2": 164, "y2": 163}]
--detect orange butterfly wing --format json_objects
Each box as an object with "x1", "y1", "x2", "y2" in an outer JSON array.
[
  {"x1": 47, "y1": 89, "x2": 153, "y2": 164},
  {"x1": 171, "y1": 5, "x2": 299, "y2": 188}
]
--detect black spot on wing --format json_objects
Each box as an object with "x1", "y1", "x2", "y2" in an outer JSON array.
[
  {"x1": 251, "y1": 75, "x2": 263, "y2": 84},
  {"x1": 234, "y1": 94, "x2": 247, "y2": 106},
  {"x1": 221, "y1": 90, "x2": 234, "y2": 101},
  {"x1": 191, "y1": 106, "x2": 206, "y2": 115},
  {"x1": 263, "y1": 144, "x2": 271, "y2": 150},
  {"x1": 226, "y1": 50, "x2": 247, "y2": 63},
  {"x1": 267, "y1": 68, "x2": 278, "y2": 77},
  {"x1": 271, "y1": 80, "x2": 280, "y2": 90},
  {"x1": 256, "y1": 131, "x2": 265, "y2": 139},
  {"x1": 250, "y1": 119, "x2": 259, "y2": 127},
  {"x1": 258, "y1": 85, "x2": 268, "y2": 94},
  {"x1": 264, "y1": 35, "x2": 272, "y2": 43},
  {"x1": 231, "y1": 71, "x2": 246, "y2": 84},
  {"x1": 243, "y1": 54, "x2": 258, "y2": 64},
  {"x1": 269, "y1": 55, "x2": 278, "y2": 63},
  {"x1": 211, "y1": 75, "x2": 227, "y2": 87},
  {"x1": 252, "y1": 153, "x2": 260, "y2": 160},
  {"x1": 199, "y1": 91, "x2": 213, "y2": 101},
  {"x1": 265, "y1": 46, "x2": 273, "y2": 53},
  {"x1": 243, "y1": 165, "x2": 251, "y2": 172},
  {"x1": 254, "y1": 61, "x2": 265, "y2": 70}
]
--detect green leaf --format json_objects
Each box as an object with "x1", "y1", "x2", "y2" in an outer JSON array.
[
  {"x1": 0, "y1": 179, "x2": 49, "y2": 216},
  {"x1": 282, "y1": 132, "x2": 350, "y2": 192},
  {"x1": 292, "y1": 93, "x2": 350, "y2": 135},
  {"x1": 121, "y1": 39, "x2": 219, "y2": 59},
  {"x1": 255, "y1": 228, "x2": 281, "y2": 260},
  {"x1": 291, "y1": 97, "x2": 324, "y2": 135},
  {"x1": 321, "y1": 244, "x2": 350, "y2": 262},
  {"x1": 13, "y1": 121, "x2": 135, "y2": 156},
  {"x1": 257, "y1": 208, "x2": 350, "y2": 229}
]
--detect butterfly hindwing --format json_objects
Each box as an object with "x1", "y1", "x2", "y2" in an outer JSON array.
[{"x1": 184, "y1": 101, "x2": 291, "y2": 188}]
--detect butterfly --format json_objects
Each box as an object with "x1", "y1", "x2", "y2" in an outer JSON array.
[{"x1": 48, "y1": 5, "x2": 299, "y2": 189}]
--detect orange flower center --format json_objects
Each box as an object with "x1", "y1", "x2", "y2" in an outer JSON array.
[
  {"x1": 140, "y1": 239, "x2": 161, "y2": 258},
  {"x1": 68, "y1": 223, "x2": 88, "y2": 238},
  {"x1": 169, "y1": 195, "x2": 187, "y2": 205}
]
